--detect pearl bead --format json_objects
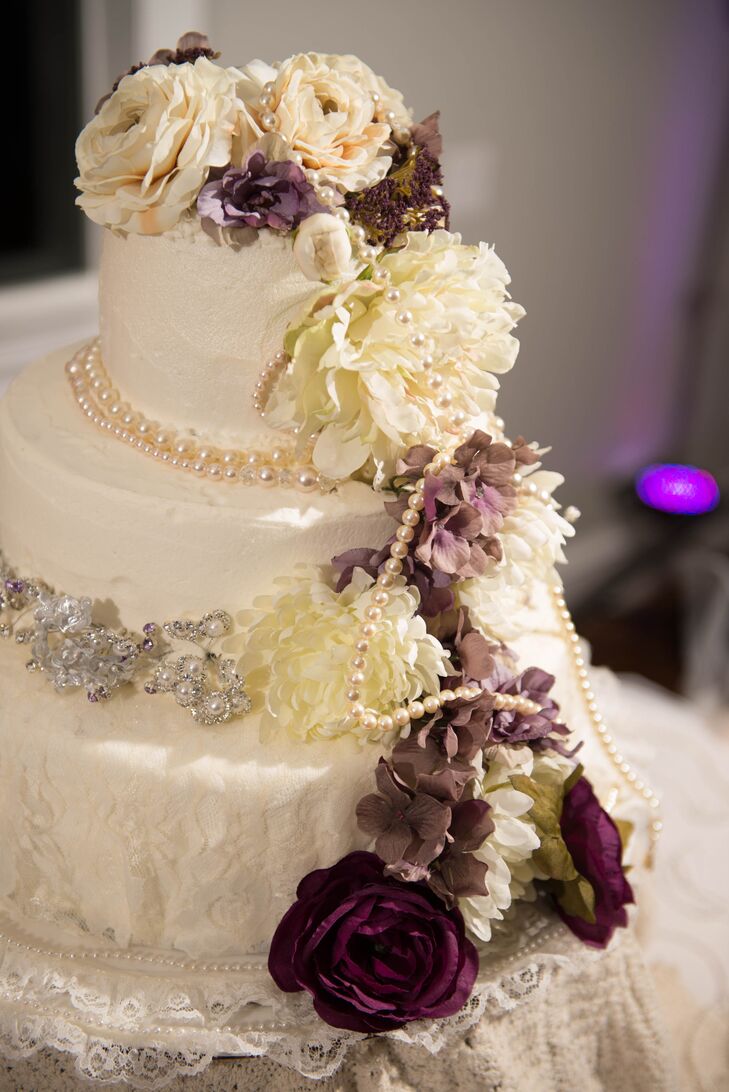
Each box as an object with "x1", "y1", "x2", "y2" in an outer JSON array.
[
  {"x1": 440, "y1": 689, "x2": 456, "y2": 703},
  {"x1": 258, "y1": 466, "x2": 276, "y2": 487},
  {"x1": 263, "y1": 81, "x2": 276, "y2": 95},
  {"x1": 390, "y1": 541, "x2": 409, "y2": 559},
  {"x1": 319, "y1": 185, "x2": 336, "y2": 203},
  {"x1": 423, "y1": 695, "x2": 440, "y2": 715},
  {"x1": 384, "y1": 558, "x2": 403, "y2": 575},
  {"x1": 360, "y1": 622, "x2": 377, "y2": 639},
  {"x1": 346, "y1": 688, "x2": 361, "y2": 702},
  {"x1": 350, "y1": 703, "x2": 365, "y2": 719},
  {"x1": 409, "y1": 701, "x2": 425, "y2": 720},
  {"x1": 396, "y1": 309, "x2": 413, "y2": 325},
  {"x1": 365, "y1": 605, "x2": 383, "y2": 622},
  {"x1": 348, "y1": 671, "x2": 365, "y2": 687},
  {"x1": 355, "y1": 639, "x2": 370, "y2": 653},
  {"x1": 428, "y1": 372, "x2": 444, "y2": 390},
  {"x1": 334, "y1": 206, "x2": 350, "y2": 222},
  {"x1": 377, "y1": 573, "x2": 396, "y2": 589},
  {"x1": 408, "y1": 493, "x2": 425, "y2": 510},
  {"x1": 402, "y1": 509, "x2": 420, "y2": 527},
  {"x1": 377, "y1": 714, "x2": 394, "y2": 733},
  {"x1": 410, "y1": 332, "x2": 426, "y2": 348},
  {"x1": 258, "y1": 90, "x2": 274, "y2": 108},
  {"x1": 421, "y1": 354, "x2": 435, "y2": 369},
  {"x1": 351, "y1": 224, "x2": 366, "y2": 243},
  {"x1": 350, "y1": 655, "x2": 366, "y2": 670},
  {"x1": 372, "y1": 589, "x2": 389, "y2": 606},
  {"x1": 396, "y1": 525, "x2": 415, "y2": 543},
  {"x1": 394, "y1": 707, "x2": 410, "y2": 727},
  {"x1": 359, "y1": 244, "x2": 377, "y2": 263},
  {"x1": 206, "y1": 464, "x2": 222, "y2": 479},
  {"x1": 296, "y1": 468, "x2": 319, "y2": 492},
  {"x1": 261, "y1": 111, "x2": 277, "y2": 130},
  {"x1": 361, "y1": 713, "x2": 378, "y2": 732},
  {"x1": 385, "y1": 288, "x2": 401, "y2": 303}
]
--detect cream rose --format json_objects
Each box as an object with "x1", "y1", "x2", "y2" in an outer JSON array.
[
  {"x1": 293, "y1": 212, "x2": 353, "y2": 281},
  {"x1": 237, "y1": 52, "x2": 412, "y2": 192},
  {"x1": 75, "y1": 58, "x2": 248, "y2": 235}
]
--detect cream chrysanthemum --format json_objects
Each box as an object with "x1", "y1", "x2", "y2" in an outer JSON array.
[
  {"x1": 268, "y1": 230, "x2": 524, "y2": 486},
  {"x1": 459, "y1": 749, "x2": 574, "y2": 942},
  {"x1": 457, "y1": 463, "x2": 574, "y2": 641},
  {"x1": 75, "y1": 58, "x2": 245, "y2": 235},
  {"x1": 236, "y1": 52, "x2": 411, "y2": 192},
  {"x1": 241, "y1": 567, "x2": 450, "y2": 743}
]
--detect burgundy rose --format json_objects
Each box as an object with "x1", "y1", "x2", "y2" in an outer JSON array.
[
  {"x1": 197, "y1": 151, "x2": 324, "y2": 232},
  {"x1": 557, "y1": 776, "x2": 634, "y2": 948},
  {"x1": 268, "y1": 851, "x2": 478, "y2": 1032}
]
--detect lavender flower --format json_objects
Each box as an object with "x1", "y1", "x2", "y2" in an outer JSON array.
[{"x1": 197, "y1": 152, "x2": 325, "y2": 233}]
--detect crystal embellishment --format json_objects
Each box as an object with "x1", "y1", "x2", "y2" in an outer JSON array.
[{"x1": 0, "y1": 550, "x2": 251, "y2": 726}]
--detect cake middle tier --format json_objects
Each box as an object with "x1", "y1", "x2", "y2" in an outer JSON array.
[{"x1": 0, "y1": 346, "x2": 392, "y2": 629}]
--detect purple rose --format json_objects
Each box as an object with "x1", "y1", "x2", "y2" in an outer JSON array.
[
  {"x1": 268, "y1": 851, "x2": 479, "y2": 1033},
  {"x1": 557, "y1": 776, "x2": 634, "y2": 948},
  {"x1": 197, "y1": 151, "x2": 325, "y2": 232}
]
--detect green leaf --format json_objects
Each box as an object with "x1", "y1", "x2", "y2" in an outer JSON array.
[
  {"x1": 558, "y1": 875, "x2": 596, "y2": 923},
  {"x1": 356, "y1": 265, "x2": 374, "y2": 281},
  {"x1": 512, "y1": 770, "x2": 597, "y2": 925},
  {"x1": 614, "y1": 818, "x2": 634, "y2": 866},
  {"x1": 511, "y1": 774, "x2": 577, "y2": 883}
]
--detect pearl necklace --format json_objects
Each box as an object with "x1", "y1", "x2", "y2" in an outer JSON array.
[
  {"x1": 343, "y1": 449, "x2": 545, "y2": 736},
  {"x1": 66, "y1": 340, "x2": 329, "y2": 493},
  {"x1": 550, "y1": 583, "x2": 662, "y2": 851}
]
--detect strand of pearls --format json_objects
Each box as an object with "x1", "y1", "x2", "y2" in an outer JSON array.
[
  {"x1": 345, "y1": 450, "x2": 542, "y2": 736},
  {"x1": 252, "y1": 349, "x2": 290, "y2": 417},
  {"x1": 550, "y1": 583, "x2": 662, "y2": 849},
  {"x1": 65, "y1": 341, "x2": 328, "y2": 493}
]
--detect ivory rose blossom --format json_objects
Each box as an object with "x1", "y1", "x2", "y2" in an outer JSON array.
[
  {"x1": 237, "y1": 53, "x2": 412, "y2": 191},
  {"x1": 293, "y1": 212, "x2": 353, "y2": 281},
  {"x1": 75, "y1": 58, "x2": 246, "y2": 234}
]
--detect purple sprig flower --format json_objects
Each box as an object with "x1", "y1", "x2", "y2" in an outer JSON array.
[{"x1": 197, "y1": 152, "x2": 325, "y2": 233}]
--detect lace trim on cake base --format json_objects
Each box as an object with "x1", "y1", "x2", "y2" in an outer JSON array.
[{"x1": 0, "y1": 901, "x2": 612, "y2": 1088}]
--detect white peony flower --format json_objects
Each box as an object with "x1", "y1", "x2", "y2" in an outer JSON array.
[
  {"x1": 236, "y1": 52, "x2": 412, "y2": 192},
  {"x1": 268, "y1": 230, "x2": 525, "y2": 486},
  {"x1": 241, "y1": 567, "x2": 450, "y2": 743},
  {"x1": 293, "y1": 212, "x2": 354, "y2": 281},
  {"x1": 75, "y1": 58, "x2": 246, "y2": 235}
]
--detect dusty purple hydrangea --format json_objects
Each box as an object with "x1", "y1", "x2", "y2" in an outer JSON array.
[
  {"x1": 197, "y1": 152, "x2": 325, "y2": 232},
  {"x1": 485, "y1": 663, "x2": 574, "y2": 755},
  {"x1": 332, "y1": 544, "x2": 454, "y2": 618}
]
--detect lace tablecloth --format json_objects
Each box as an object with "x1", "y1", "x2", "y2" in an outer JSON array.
[{"x1": 2, "y1": 929, "x2": 676, "y2": 1092}]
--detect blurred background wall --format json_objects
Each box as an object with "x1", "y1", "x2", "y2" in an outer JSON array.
[{"x1": 1, "y1": 0, "x2": 728, "y2": 620}]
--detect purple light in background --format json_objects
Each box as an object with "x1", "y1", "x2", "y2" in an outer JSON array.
[{"x1": 636, "y1": 463, "x2": 720, "y2": 515}]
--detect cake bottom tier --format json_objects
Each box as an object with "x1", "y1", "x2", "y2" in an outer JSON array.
[{"x1": 0, "y1": 641, "x2": 378, "y2": 959}]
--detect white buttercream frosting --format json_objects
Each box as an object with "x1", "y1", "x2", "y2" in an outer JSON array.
[
  {"x1": 98, "y1": 221, "x2": 319, "y2": 445},
  {"x1": 0, "y1": 346, "x2": 392, "y2": 628}
]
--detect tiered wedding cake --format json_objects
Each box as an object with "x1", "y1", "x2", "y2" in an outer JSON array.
[{"x1": 0, "y1": 35, "x2": 660, "y2": 1085}]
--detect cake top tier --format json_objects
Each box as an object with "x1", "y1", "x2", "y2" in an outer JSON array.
[{"x1": 75, "y1": 35, "x2": 524, "y2": 486}]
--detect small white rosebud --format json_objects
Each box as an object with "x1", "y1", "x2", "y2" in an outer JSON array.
[{"x1": 293, "y1": 213, "x2": 353, "y2": 282}]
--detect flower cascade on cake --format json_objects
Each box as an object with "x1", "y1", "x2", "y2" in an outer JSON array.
[{"x1": 27, "y1": 33, "x2": 652, "y2": 1042}]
